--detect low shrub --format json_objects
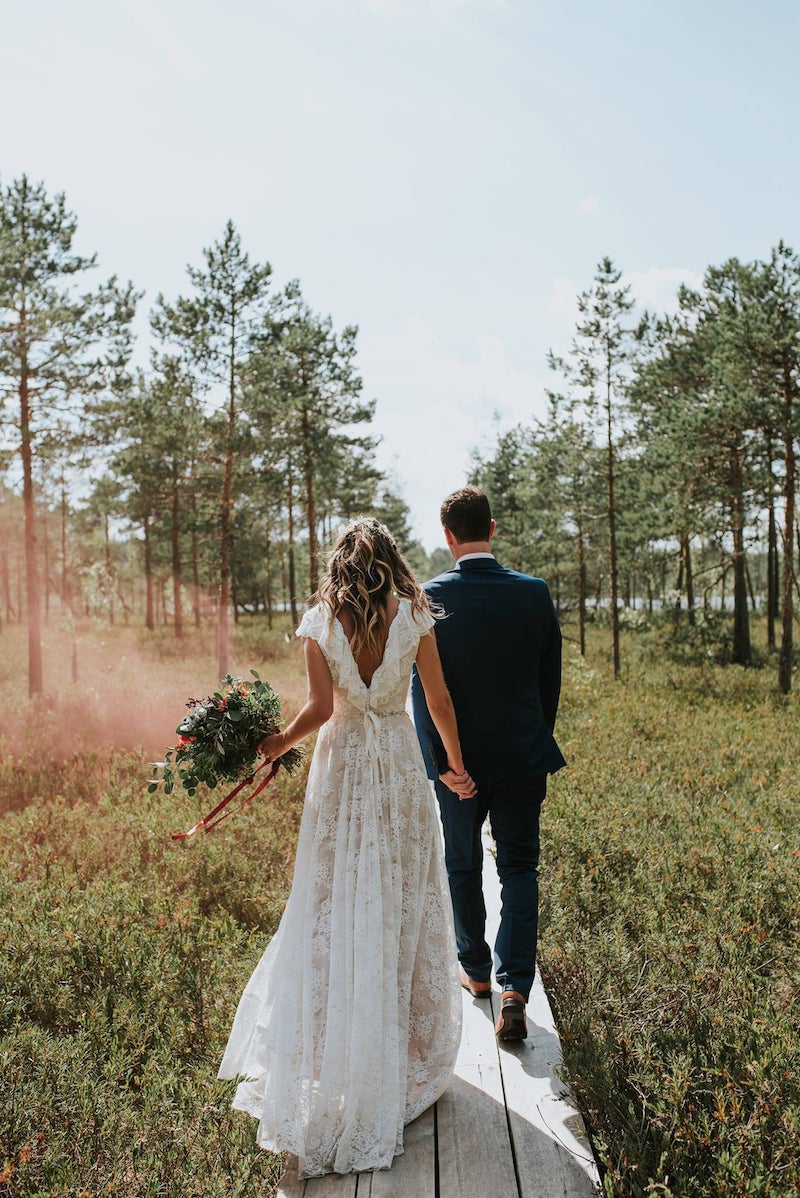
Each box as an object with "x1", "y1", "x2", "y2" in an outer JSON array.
[{"x1": 540, "y1": 637, "x2": 800, "y2": 1196}]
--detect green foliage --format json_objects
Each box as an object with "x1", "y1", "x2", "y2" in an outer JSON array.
[
  {"x1": 3, "y1": 622, "x2": 798, "y2": 1195},
  {"x1": 0, "y1": 751, "x2": 308, "y2": 1195},
  {"x1": 541, "y1": 628, "x2": 800, "y2": 1197},
  {"x1": 155, "y1": 672, "x2": 304, "y2": 797}
]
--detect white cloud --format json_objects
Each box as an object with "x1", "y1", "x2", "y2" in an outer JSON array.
[
  {"x1": 576, "y1": 195, "x2": 599, "y2": 215},
  {"x1": 436, "y1": 0, "x2": 509, "y2": 8},
  {"x1": 624, "y1": 266, "x2": 704, "y2": 314},
  {"x1": 362, "y1": 0, "x2": 506, "y2": 13},
  {"x1": 546, "y1": 275, "x2": 581, "y2": 326},
  {"x1": 297, "y1": 88, "x2": 319, "y2": 113},
  {"x1": 547, "y1": 267, "x2": 705, "y2": 332}
]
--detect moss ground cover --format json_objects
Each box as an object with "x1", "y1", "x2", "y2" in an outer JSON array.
[
  {"x1": 541, "y1": 628, "x2": 800, "y2": 1196},
  {"x1": 1, "y1": 617, "x2": 798, "y2": 1195}
]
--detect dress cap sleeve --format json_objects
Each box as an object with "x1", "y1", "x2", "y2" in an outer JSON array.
[
  {"x1": 295, "y1": 604, "x2": 328, "y2": 641},
  {"x1": 409, "y1": 602, "x2": 436, "y2": 635}
]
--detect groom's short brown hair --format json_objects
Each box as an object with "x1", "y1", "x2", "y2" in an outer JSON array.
[{"x1": 440, "y1": 486, "x2": 492, "y2": 543}]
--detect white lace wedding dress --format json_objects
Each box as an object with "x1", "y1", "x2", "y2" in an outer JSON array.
[{"x1": 217, "y1": 599, "x2": 461, "y2": 1177}]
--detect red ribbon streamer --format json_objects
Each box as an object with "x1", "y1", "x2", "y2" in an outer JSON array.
[{"x1": 171, "y1": 760, "x2": 281, "y2": 840}]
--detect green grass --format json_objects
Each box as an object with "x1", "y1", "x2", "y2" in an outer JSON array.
[
  {"x1": 1, "y1": 617, "x2": 799, "y2": 1195},
  {"x1": 0, "y1": 763, "x2": 308, "y2": 1197},
  {"x1": 0, "y1": 618, "x2": 308, "y2": 1196},
  {"x1": 540, "y1": 628, "x2": 800, "y2": 1196}
]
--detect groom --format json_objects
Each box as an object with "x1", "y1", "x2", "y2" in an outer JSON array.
[{"x1": 411, "y1": 486, "x2": 566, "y2": 1042}]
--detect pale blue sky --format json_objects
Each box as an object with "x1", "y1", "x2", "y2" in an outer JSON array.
[{"x1": 2, "y1": 0, "x2": 798, "y2": 548}]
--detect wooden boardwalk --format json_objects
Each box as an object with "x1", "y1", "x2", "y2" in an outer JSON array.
[{"x1": 278, "y1": 830, "x2": 600, "y2": 1198}]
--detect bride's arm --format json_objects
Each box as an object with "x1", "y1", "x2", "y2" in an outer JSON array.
[
  {"x1": 258, "y1": 639, "x2": 334, "y2": 760},
  {"x1": 415, "y1": 630, "x2": 477, "y2": 798}
]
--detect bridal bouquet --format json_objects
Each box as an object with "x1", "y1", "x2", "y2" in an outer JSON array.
[{"x1": 149, "y1": 670, "x2": 303, "y2": 838}]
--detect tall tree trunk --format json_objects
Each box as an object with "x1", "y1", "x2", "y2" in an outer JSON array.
[
  {"x1": 19, "y1": 341, "x2": 44, "y2": 696},
  {"x1": 171, "y1": 482, "x2": 183, "y2": 639},
  {"x1": 143, "y1": 515, "x2": 155, "y2": 631},
  {"x1": 278, "y1": 542, "x2": 288, "y2": 614},
  {"x1": 745, "y1": 560, "x2": 757, "y2": 612},
  {"x1": 191, "y1": 526, "x2": 201, "y2": 629},
  {"x1": 1, "y1": 549, "x2": 11, "y2": 623},
  {"x1": 104, "y1": 514, "x2": 114, "y2": 626},
  {"x1": 577, "y1": 523, "x2": 586, "y2": 657},
  {"x1": 231, "y1": 540, "x2": 240, "y2": 627},
  {"x1": 731, "y1": 447, "x2": 751, "y2": 666},
  {"x1": 60, "y1": 477, "x2": 71, "y2": 613},
  {"x1": 43, "y1": 501, "x2": 50, "y2": 625},
  {"x1": 287, "y1": 464, "x2": 299, "y2": 630},
  {"x1": 265, "y1": 528, "x2": 273, "y2": 630},
  {"x1": 219, "y1": 459, "x2": 233, "y2": 675},
  {"x1": 682, "y1": 536, "x2": 696, "y2": 627},
  {"x1": 779, "y1": 364, "x2": 796, "y2": 693},
  {"x1": 674, "y1": 550, "x2": 684, "y2": 626},
  {"x1": 605, "y1": 378, "x2": 621, "y2": 679},
  {"x1": 767, "y1": 493, "x2": 777, "y2": 650},
  {"x1": 300, "y1": 402, "x2": 318, "y2": 595},
  {"x1": 218, "y1": 308, "x2": 236, "y2": 679}
]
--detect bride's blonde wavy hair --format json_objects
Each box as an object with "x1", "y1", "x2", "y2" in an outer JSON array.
[{"x1": 317, "y1": 517, "x2": 435, "y2": 659}]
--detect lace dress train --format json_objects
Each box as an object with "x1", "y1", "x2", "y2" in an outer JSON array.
[{"x1": 217, "y1": 600, "x2": 461, "y2": 1177}]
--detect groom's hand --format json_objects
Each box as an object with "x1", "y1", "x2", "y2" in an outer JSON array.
[{"x1": 439, "y1": 769, "x2": 477, "y2": 800}]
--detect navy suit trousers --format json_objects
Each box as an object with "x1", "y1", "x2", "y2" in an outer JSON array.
[{"x1": 433, "y1": 775, "x2": 546, "y2": 1002}]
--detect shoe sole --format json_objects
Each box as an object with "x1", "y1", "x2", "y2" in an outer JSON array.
[
  {"x1": 495, "y1": 1009, "x2": 528, "y2": 1041},
  {"x1": 460, "y1": 979, "x2": 492, "y2": 1000}
]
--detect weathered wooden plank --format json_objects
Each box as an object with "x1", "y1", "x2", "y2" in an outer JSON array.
[
  {"x1": 482, "y1": 830, "x2": 600, "y2": 1195},
  {"x1": 281, "y1": 822, "x2": 600, "y2": 1198},
  {"x1": 495, "y1": 1008, "x2": 600, "y2": 1198},
  {"x1": 436, "y1": 977, "x2": 519, "y2": 1195},
  {"x1": 277, "y1": 1160, "x2": 358, "y2": 1198},
  {"x1": 276, "y1": 1108, "x2": 436, "y2": 1198},
  {"x1": 300, "y1": 1170, "x2": 359, "y2": 1197},
  {"x1": 276, "y1": 1155, "x2": 305, "y2": 1198},
  {"x1": 368, "y1": 1104, "x2": 436, "y2": 1198},
  {"x1": 436, "y1": 1066, "x2": 519, "y2": 1196},
  {"x1": 458, "y1": 969, "x2": 500, "y2": 1067}
]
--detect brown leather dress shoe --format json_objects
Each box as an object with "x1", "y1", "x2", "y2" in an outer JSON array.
[
  {"x1": 459, "y1": 966, "x2": 492, "y2": 999},
  {"x1": 495, "y1": 990, "x2": 528, "y2": 1040}
]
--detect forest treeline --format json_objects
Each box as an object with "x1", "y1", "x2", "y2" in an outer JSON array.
[
  {"x1": 0, "y1": 175, "x2": 447, "y2": 696},
  {"x1": 1, "y1": 175, "x2": 799, "y2": 697},
  {"x1": 472, "y1": 254, "x2": 800, "y2": 693}
]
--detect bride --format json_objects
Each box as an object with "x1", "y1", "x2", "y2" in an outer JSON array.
[{"x1": 217, "y1": 517, "x2": 475, "y2": 1177}]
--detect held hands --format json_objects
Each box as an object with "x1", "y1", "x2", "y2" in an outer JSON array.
[
  {"x1": 259, "y1": 731, "x2": 287, "y2": 763},
  {"x1": 439, "y1": 767, "x2": 477, "y2": 801}
]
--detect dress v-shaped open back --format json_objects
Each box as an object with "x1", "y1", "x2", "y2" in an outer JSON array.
[
  {"x1": 333, "y1": 602, "x2": 401, "y2": 689},
  {"x1": 217, "y1": 598, "x2": 461, "y2": 1178}
]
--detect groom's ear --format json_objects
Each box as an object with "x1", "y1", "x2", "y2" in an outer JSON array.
[
  {"x1": 444, "y1": 526, "x2": 457, "y2": 555},
  {"x1": 489, "y1": 519, "x2": 496, "y2": 538}
]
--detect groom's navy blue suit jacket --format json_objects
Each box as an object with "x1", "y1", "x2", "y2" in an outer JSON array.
[{"x1": 411, "y1": 557, "x2": 566, "y2": 786}]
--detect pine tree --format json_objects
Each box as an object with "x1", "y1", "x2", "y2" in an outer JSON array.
[
  {"x1": 0, "y1": 175, "x2": 138, "y2": 694},
  {"x1": 741, "y1": 245, "x2": 800, "y2": 691},
  {"x1": 247, "y1": 296, "x2": 376, "y2": 594},
  {"x1": 152, "y1": 221, "x2": 273, "y2": 677},
  {"x1": 549, "y1": 259, "x2": 636, "y2": 678}
]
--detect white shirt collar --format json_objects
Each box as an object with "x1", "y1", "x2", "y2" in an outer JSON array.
[{"x1": 456, "y1": 552, "x2": 496, "y2": 564}]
